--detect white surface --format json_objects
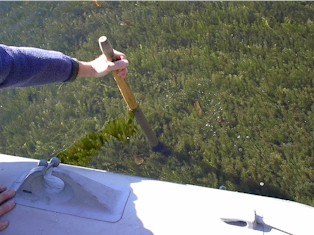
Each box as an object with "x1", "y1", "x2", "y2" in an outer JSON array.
[{"x1": 1, "y1": 153, "x2": 313, "y2": 235}]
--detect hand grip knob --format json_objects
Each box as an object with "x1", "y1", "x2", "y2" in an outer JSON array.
[{"x1": 98, "y1": 36, "x2": 116, "y2": 62}]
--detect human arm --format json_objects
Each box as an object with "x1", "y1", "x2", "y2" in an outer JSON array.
[
  {"x1": 0, "y1": 185, "x2": 16, "y2": 231},
  {"x1": 0, "y1": 44, "x2": 128, "y2": 89}
]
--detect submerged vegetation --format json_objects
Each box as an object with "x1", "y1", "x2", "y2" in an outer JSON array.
[{"x1": 0, "y1": 2, "x2": 313, "y2": 206}]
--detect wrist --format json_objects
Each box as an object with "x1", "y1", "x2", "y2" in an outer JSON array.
[{"x1": 77, "y1": 61, "x2": 96, "y2": 78}]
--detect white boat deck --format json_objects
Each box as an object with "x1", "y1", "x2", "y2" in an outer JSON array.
[{"x1": 1, "y1": 153, "x2": 313, "y2": 235}]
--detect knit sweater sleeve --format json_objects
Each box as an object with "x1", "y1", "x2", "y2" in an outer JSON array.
[{"x1": 0, "y1": 44, "x2": 79, "y2": 89}]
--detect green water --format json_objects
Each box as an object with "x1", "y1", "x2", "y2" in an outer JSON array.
[{"x1": 0, "y1": 1, "x2": 313, "y2": 206}]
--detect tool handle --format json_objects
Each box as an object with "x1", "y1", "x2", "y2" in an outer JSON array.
[
  {"x1": 98, "y1": 36, "x2": 163, "y2": 150},
  {"x1": 98, "y1": 36, "x2": 138, "y2": 111}
]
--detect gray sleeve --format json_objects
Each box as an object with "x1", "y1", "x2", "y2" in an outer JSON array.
[{"x1": 0, "y1": 44, "x2": 79, "y2": 89}]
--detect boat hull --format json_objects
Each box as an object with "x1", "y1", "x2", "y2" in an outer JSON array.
[{"x1": 1, "y1": 154, "x2": 313, "y2": 235}]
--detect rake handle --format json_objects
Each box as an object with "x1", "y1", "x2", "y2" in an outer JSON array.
[{"x1": 98, "y1": 36, "x2": 138, "y2": 111}]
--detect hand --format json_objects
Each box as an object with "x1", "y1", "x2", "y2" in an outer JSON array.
[
  {"x1": 0, "y1": 185, "x2": 16, "y2": 231},
  {"x1": 109, "y1": 50, "x2": 129, "y2": 79},
  {"x1": 77, "y1": 50, "x2": 129, "y2": 79}
]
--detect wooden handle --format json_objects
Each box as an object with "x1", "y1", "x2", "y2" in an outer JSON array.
[
  {"x1": 98, "y1": 36, "x2": 116, "y2": 62},
  {"x1": 98, "y1": 36, "x2": 138, "y2": 111},
  {"x1": 98, "y1": 36, "x2": 163, "y2": 150}
]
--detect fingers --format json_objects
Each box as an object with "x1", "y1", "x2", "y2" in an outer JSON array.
[
  {"x1": 112, "y1": 50, "x2": 129, "y2": 78},
  {"x1": 117, "y1": 68, "x2": 128, "y2": 79},
  {"x1": 0, "y1": 189, "x2": 15, "y2": 205},
  {"x1": 0, "y1": 200, "x2": 15, "y2": 217},
  {"x1": 108, "y1": 58, "x2": 129, "y2": 79},
  {"x1": 0, "y1": 221, "x2": 9, "y2": 231},
  {"x1": 113, "y1": 49, "x2": 127, "y2": 60},
  {"x1": 111, "y1": 59, "x2": 129, "y2": 71},
  {"x1": 95, "y1": 54, "x2": 128, "y2": 71},
  {"x1": 0, "y1": 188, "x2": 15, "y2": 232},
  {"x1": 0, "y1": 185, "x2": 7, "y2": 193},
  {"x1": 0, "y1": 189, "x2": 16, "y2": 217},
  {"x1": 86, "y1": 50, "x2": 129, "y2": 78}
]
